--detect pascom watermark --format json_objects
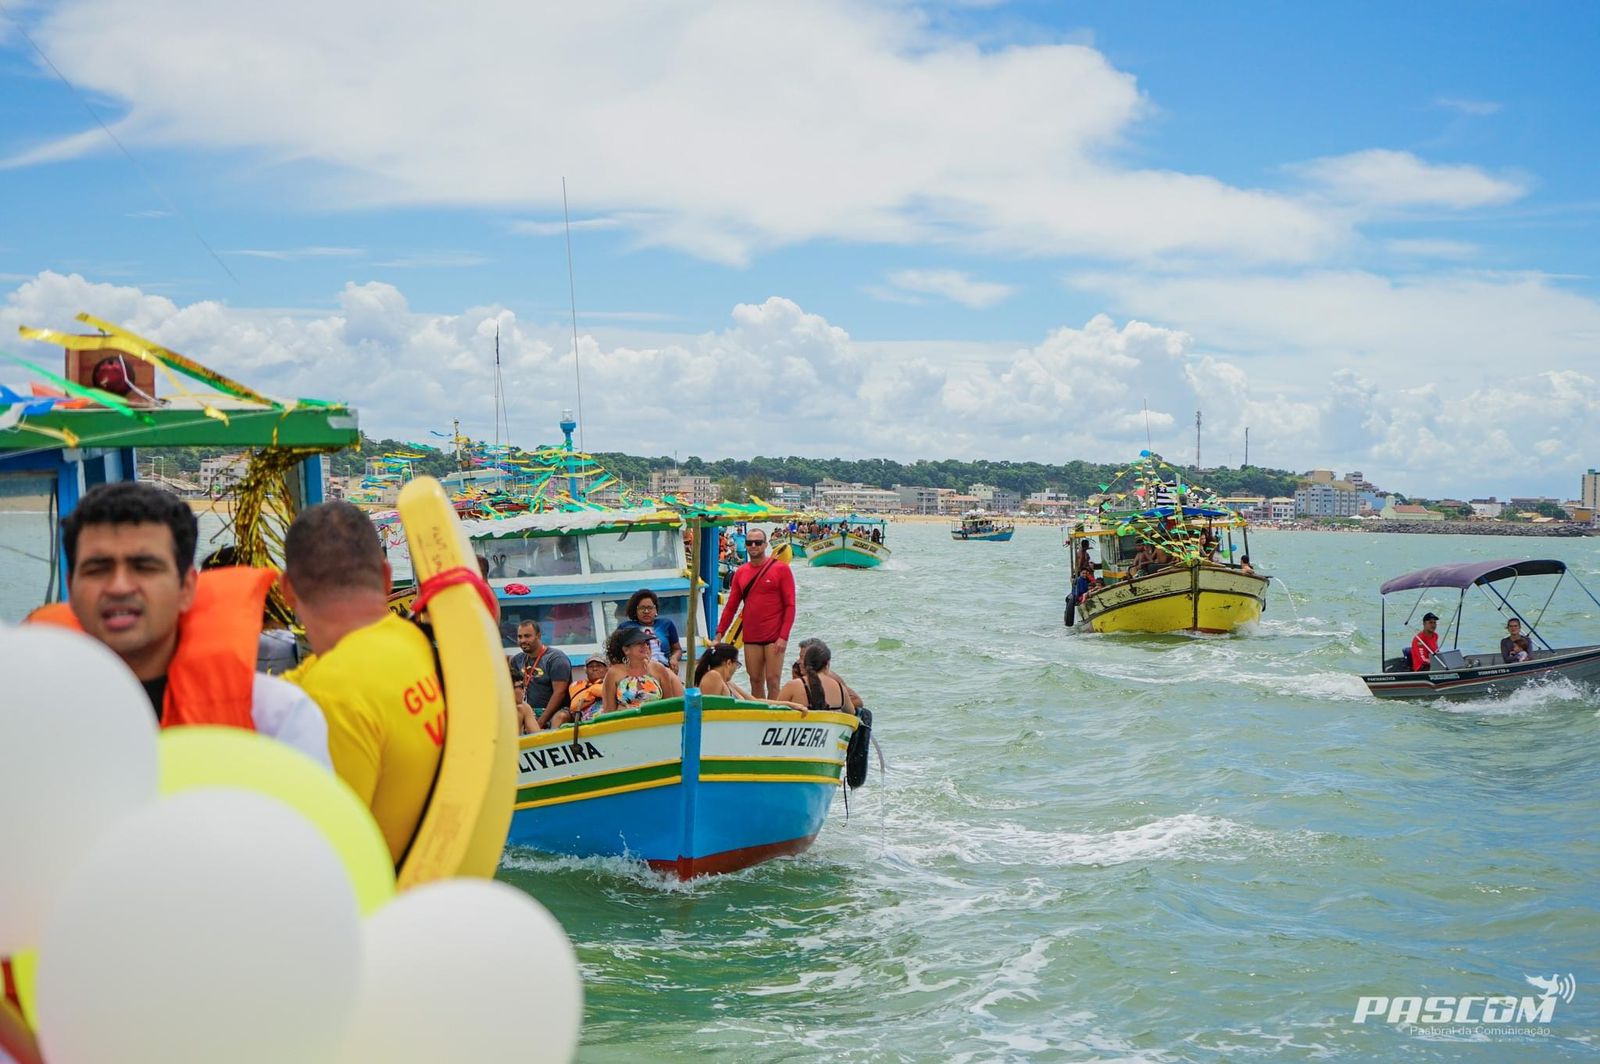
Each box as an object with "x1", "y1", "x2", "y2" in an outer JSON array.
[{"x1": 1352, "y1": 973, "x2": 1576, "y2": 1032}]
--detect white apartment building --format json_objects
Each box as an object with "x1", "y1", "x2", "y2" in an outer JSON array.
[
  {"x1": 649, "y1": 470, "x2": 715, "y2": 505},
  {"x1": 1294, "y1": 481, "x2": 1359, "y2": 517},
  {"x1": 1582, "y1": 470, "x2": 1600, "y2": 512},
  {"x1": 199, "y1": 453, "x2": 250, "y2": 493},
  {"x1": 815, "y1": 483, "x2": 902, "y2": 512}
]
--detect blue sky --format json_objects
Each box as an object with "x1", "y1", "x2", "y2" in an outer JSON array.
[{"x1": 2, "y1": 0, "x2": 1597, "y2": 497}]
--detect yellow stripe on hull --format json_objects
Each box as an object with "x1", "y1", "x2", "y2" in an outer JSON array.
[{"x1": 1083, "y1": 566, "x2": 1268, "y2": 635}]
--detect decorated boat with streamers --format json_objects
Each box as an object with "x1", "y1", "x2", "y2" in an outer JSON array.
[
  {"x1": 1065, "y1": 452, "x2": 1267, "y2": 634},
  {"x1": 379, "y1": 429, "x2": 860, "y2": 876},
  {"x1": 808, "y1": 514, "x2": 890, "y2": 569}
]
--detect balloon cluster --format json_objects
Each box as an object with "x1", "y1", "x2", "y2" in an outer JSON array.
[{"x1": 1, "y1": 626, "x2": 582, "y2": 1064}]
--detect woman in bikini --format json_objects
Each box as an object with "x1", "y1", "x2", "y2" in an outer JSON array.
[
  {"x1": 694, "y1": 643, "x2": 752, "y2": 700},
  {"x1": 775, "y1": 639, "x2": 853, "y2": 714},
  {"x1": 602, "y1": 625, "x2": 684, "y2": 714}
]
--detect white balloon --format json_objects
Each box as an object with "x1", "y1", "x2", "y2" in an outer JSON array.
[
  {"x1": 35, "y1": 789, "x2": 362, "y2": 1064},
  {"x1": 0, "y1": 625, "x2": 159, "y2": 952},
  {"x1": 338, "y1": 879, "x2": 583, "y2": 1064}
]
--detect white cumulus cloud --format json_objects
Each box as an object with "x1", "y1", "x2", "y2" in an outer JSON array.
[{"x1": 1292, "y1": 149, "x2": 1526, "y2": 210}]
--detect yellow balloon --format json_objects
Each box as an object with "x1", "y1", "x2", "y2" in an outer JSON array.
[
  {"x1": 9, "y1": 948, "x2": 37, "y2": 1026},
  {"x1": 158, "y1": 727, "x2": 395, "y2": 914}
]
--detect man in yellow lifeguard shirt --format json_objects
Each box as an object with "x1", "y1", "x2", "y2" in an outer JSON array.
[{"x1": 282, "y1": 501, "x2": 444, "y2": 864}]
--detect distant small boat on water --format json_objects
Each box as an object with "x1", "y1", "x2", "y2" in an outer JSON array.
[{"x1": 951, "y1": 511, "x2": 1015, "y2": 542}]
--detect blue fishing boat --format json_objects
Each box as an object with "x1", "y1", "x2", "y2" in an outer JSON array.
[
  {"x1": 950, "y1": 511, "x2": 1015, "y2": 542},
  {"x1": 808, "y1": 515, "x2": 890, "y2": 569},
  {"x1": 423, "y1": 419, "x2": 862, "y2": 878}
]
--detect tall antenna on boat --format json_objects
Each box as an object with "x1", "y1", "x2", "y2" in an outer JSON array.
[
  {"x1": 492, "y1": 322, "x2": 511, "y2": 452},
  {"x1": 1194, "y1": 409, "x2": 1202, "y2": 469},
  {"x1": 562, "y1": 177, "x2": 586, "y2": 452}
]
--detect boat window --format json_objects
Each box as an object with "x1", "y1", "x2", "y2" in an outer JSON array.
[
  {"x1": 586, "y1": 529, "x2": 680, "y2": 574},
  {"x1": 0, "y1": 474, "x2": 55, "y2": 610},
  {"x1": 497, "y1": 600, "x2": 597, "y2": 649},
  {"x1": 599, "y1": 594, "x2": 690, "y2": 641},
  {"x1": 480, "y1": 536, "x2": 582, "y2": 579}
]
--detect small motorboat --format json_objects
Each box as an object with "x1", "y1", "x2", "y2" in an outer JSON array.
[{"x1": 1360, "y1": 558, "x2": 1600, "y2": 700}]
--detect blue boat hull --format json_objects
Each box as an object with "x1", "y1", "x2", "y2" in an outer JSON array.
[{"x1": 507, "y1": 695, "x2": 858, "y2": 878}]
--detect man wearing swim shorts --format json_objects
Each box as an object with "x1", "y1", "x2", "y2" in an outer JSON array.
[{"x1": 716, "y1": 528, "x2": 796, "y2": 700}]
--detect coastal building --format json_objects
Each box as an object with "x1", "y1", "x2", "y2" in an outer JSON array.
[
  {"x1": 1217, "y1": 495, "x2": 1265, "y2": 517},
  {"x1": 1294, "y1": 480, "x2": 1359, "y2": 518},
  {"x1": 1268, "y1": 497, "x2": 1295, "y2": 521},
  {"x1": 968, "y1": 483, "x2": 1021, "y2": 513},
  {"x1": 766, "y1": 481, "x2": 812, "y2": 509},
  {"x1": 815, "y1": 482, "x2": 901, "y2": 513},
  {"x1": 1303, "y1": 469, "x2": 1336, "y2": 484},
  {"x1": 199, "y1": 452, "x2": 250, "y2": 494},
  {"x1": 1470, "y1": 498, "x2": 1504, "y2": 519},
  {"x1": 894, "y1": 484, "x2": 952, "y2": 514},
  {"x1": 941, "y1": 493, "x2": 980, "y2": 515},
  {"x1": 1582, "y1": 470, "x2": 1600, "y2": 511},
  {"x1": 1345, "y1": 471, "x2": 1379, "y2": 492},
  {"x1": 649, "y1": 470, "x2": 714, "y2": 505},
  {"x1": 1381, "y1": 499, "x2": 1444, "y2": 521},
  {"x1": 1024, "y1": 490, "x2": 1079, "y2": 515}
]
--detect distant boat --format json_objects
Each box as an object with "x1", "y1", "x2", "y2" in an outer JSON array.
[
  {"x1": 951, "y1": 511, "x2": 1014, "y2": 542},
  {"x1": 808, "y1": 515, "x2": 889, "y2": 569},
  {"x1": 1359, "y1": 558, "x2": 1600, "y2": 700},
  {"x1": 1066, "y1": 452, "x2": 1266, "y2": 634}
]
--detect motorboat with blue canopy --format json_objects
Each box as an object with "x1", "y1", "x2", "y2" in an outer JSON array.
[{"x1": 1361, "y1": 558, "x2": 1600, "y2": 699}]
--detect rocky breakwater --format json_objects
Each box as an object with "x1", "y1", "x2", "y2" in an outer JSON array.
[{"x1": 1372, "y1": 520, "x2": 1597, "y2": 537}]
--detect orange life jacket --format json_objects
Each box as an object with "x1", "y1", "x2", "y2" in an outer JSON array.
[{"x1": 27, "y1": 567, "x2": 276, "y2": 730}]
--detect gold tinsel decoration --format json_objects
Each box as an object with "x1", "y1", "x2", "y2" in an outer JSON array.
[{"x1": 215, "y1": 446, "x2": 342, "y2": 628}]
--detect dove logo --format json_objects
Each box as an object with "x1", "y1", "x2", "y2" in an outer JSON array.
[{"x1": 1525, "y1": 972, "x2": 1577, "y2": 1005}]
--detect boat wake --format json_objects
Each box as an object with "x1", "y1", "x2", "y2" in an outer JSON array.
[
  {"x1": 1425, "y1": 676, "x2": 1594, "y2": 716},
  {"x1": 891, "y1": 813, "x2": 1307, "y2": 869}
]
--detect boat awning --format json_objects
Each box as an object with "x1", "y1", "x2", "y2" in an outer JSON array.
[{"x1": 1380, "y1": 558, "x2": 1567, "y2": 595}]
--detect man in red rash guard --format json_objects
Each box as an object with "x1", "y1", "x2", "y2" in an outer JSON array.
[
  {"x1": 1410, "y1": 612, "x2": 1441, "y2": 671},
  {"x1": 716, "y1": 529, "x2": 796, "y2": 699}
]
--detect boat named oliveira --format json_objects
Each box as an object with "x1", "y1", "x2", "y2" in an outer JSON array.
[
  {"x1": 1359, "y1": 558, "x2": 1600, "y2": 700},
  {"x1": 1066, "y1": 452, "x2": 1268, "y2": 635},
  {"x1": 951, "y1": 511, "x2": 1015, "y2": 542}
]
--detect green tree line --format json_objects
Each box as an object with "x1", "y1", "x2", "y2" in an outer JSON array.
[{"x1": 154, "y1": 436, "x2": 1304, "y2": 499}]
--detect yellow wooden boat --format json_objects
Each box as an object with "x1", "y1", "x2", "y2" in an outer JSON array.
[{"x1": 1065, "y1": 453, "x2": 1267, "y2": 635}]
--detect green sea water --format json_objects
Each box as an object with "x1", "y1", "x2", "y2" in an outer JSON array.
[
  {"x1": 499, "y1": 524, "x2": 1600, "y2": 1062},
  {"x1": 5, "y1": 515, "x2": 1595, "y2": 1060}
]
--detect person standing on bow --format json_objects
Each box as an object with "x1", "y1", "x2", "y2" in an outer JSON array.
[
  {"x1": 1411, "y1": 611, "x2": 1441, "y2": 671},
  {"x1": 716, "y1": 528, "x2": 796, "y2": 699}
]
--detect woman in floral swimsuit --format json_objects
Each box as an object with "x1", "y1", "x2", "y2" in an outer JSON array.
[{"x1": 602, "y1": 625, "x2": 684, "y2": 715}]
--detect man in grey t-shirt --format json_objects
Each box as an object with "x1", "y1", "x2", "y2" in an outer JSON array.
[{"x1": 512, "y1": 619, "x2": 572, "y2": 731}]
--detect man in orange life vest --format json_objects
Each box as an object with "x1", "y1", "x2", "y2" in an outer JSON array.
[
  {"x1": 281, "y1": 501, "x2": 444, "y2": 864},
  {"x1": 30, "y1": 481, "x2": 328, "y2": 762}
]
